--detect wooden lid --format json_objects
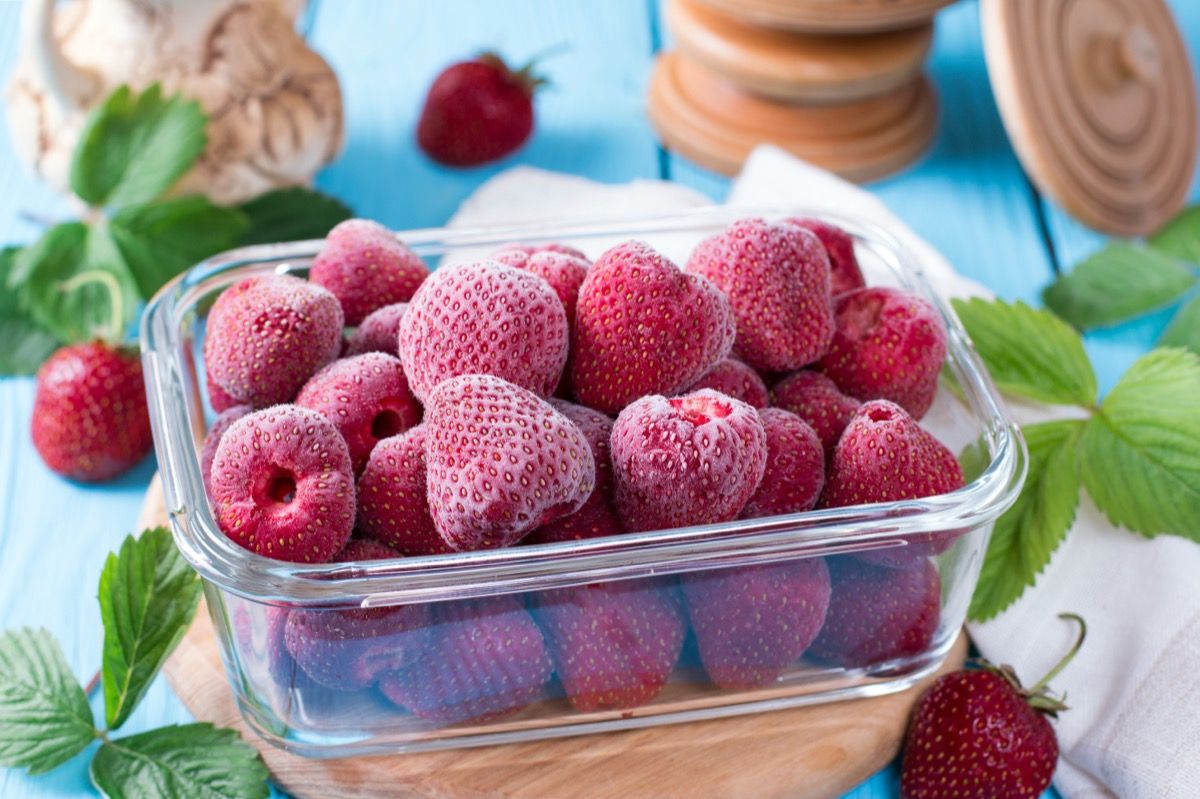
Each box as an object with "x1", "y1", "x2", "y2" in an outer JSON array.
[
  {"x1": 983, "y1": 0, "x2": 1198, "y2": 235},
  {"x1": 668, "y1": 0, "x2": 933, "y2": 104},
  {"x1": 693, "y1": 0, "x2": 957, "y2": 34},
  {"x1": 647, "y1": 52, "x2": 938, "y2": 181}
]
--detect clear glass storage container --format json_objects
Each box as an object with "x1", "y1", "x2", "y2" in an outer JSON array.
[{"x1": 141, "y1": 206, "x2": 1025, "y2": 757}]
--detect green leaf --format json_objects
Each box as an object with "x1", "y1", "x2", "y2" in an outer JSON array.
[
  {"x1": 968, "y1": 420, "x2": 1083, "y2": 622},
  {"x1": 0, "y1": 628, "x2": 96, "y2": 774},
  {"x1": 237, "y1": 187, "x2": 353, "y2": 246},
  {"x1": 70, "y1": 84, "x2": 207, "y2": 208},
  {"x1": 1081, "y1": 348, "x2": 1200, "y2": 538},
  {"x1": 99, "y1": 528, "x2": 202, "y2": 730},
  {"x1": 1160, "y1": 295, "x2": 1200, "y2": 355},
  {"x1": 0, "y1": 247, "x2": 60, "y2": 375},
  {"x1": 110, "y1": 197, "x2": 248, "y2": 298},
  {"x1": 90, "y1": 723, "x2": 269, "y2": 799},
  {"x1": 1150, "y1": 205, "x2": 1200, "y2": 264},
  {"x1": 951, "y1": 298, "x2": 1098, "y2": 407},
  {"x1": 1043, "y1": 242, "x2": 1196, "y2": 330}
]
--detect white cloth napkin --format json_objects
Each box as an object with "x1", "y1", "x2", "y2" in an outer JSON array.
[{"x1": 446, "y1": 146, "x2": 1200, "y2": 799}]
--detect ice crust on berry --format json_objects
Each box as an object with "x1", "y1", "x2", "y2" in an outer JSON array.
[
  {"x1": 357, "y1": 425, "x2": 452, "y2": 556},
  {"x1": 310, "y1": 219, "x2": 429, "y2": 325},
  {"x1": 345, "y1": 302, "x2": 407, "y2": 357},
  {"x1": 685, "y1": 357, "x2": 769, "y2": 409}
]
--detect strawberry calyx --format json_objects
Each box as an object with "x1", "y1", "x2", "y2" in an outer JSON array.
[
  {"x1": 56, "y1": 268, "x2": 128, "y2": 345},
  {"x1": 971, "y1": 612, "x2": 1086, "y2": 719},
  {"x1": 478, "y1": 46, "x2": 563, "y2": 96}
]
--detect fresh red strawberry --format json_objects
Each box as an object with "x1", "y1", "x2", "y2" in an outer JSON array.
[
  {"x1": 345, "y1": 302, "x2": 407, "y2": 357},
  {"x1": 818, "y1": 287, "x2": 947, "y2": 419},
  {"x1": 530, "y1": 578, "x2": 686, "y2": 711},
  {"x1": 424, "y1": 375, "x2": 595, "y2": 550},
  {"x1": 686, "y1": 218, "x2": 834, "y2": 373},
  {"x1": 416, "y1": 52, "x2": 544, "y2": 167},
  {"x1": 525, "y1": 400, "x2": 625, "y2": 544},
  {"x1": 31, "y1": 342, "x2": 153, "y2": 482},
  {"x1": 573, "y1": 241, "x2": 735, "y2": 414},
  {"x1": 209, "y1": 405, "x2": 356, "y2": 563},
  {"x1": 379, "y1": 595, "x2": 552, "y2": 722},
  {"x1": 310, "y1": 219, "x2": 429, "y2": 325},
  {"x1": 809, "y1": 556, "x2": 940, "y2": 667},
  {"x1": 398, "y1": 260, "x2": 569, "y2": 402},
  {"x1": 295, "y1": 352, "x2": 421, "y2": 473},
  {"x1": 785, "y1": 218, "x2": 865, "y2": 296},
  {"x1": 682, "y1": 558, "x2": 831, "y2": 689},
  {"x1": 357, "y1": 425, "x2": 453, "y2": 556},
  {"x1": 739, "y1": 408, "x2": 824, "y2": 519},
  {"x1": 610, "y1": 389, "x2": 767, "y2": 532},
  {"x1": 204, "y1": 275, "x2": 344, "y2": 408},
  {"x1": 685, "y1": 357, "x2": 769, "y2": 409},
  {"x1": 900, "y1": 614, "x2": 1085, "y2": 799},
  {"x1": 821, "y1": 401, "x2": 964, "y2": 566},
  {"x1": 199, "y1": 403, "x2": 252, "y2": 499},
  {"x1": 770, "y1": 370, "x2": 860, "y2": 457}
]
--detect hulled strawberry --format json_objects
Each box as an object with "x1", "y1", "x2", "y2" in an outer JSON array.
[
  {"x1": 785, "y1": 218, "x2": 865, "y2": 297},
  {"x1": 770, "y1": 370, "x2": 860, "y2": 457}
]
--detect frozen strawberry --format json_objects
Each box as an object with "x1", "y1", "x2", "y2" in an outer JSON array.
[
  {"x1": 204, "y1": 275, "x2": 343, "y2": 408},
  {"x1": 770, "y1": 370, "x2": 860, "y2": 457},
  {"x1": 31, "y1": 342, "x2": 153, "y2": 482},
  {"x1": 740, "y1": 409, "x2": 824, "y2": 519},
  {"x1": 611, "y1": 390, "x2": 767, "y2": 532},
  {"x1": 284, "y1": 601, "x2": 430, "y2": 691},
  {"x1": 310, "y1": 219, "x2": 430, "y2": 325},
  {"x1": 200, "y1": 403, "x2": 252, "y2": 500},
  {"x1": 398, "y1": 261, "x2": 569, "y2": 402},
  {"x1": 209, "y1": 405, "x2": 355, "y2": 563},
  {"x1": 491, "y1": 248, "x2": 590, "y2": 323},
  {"x1": 809, "y1": 557, "x2": 940, "y2": 667},
  {"x1": 206, "y1": 364, "x2": 241, "y2": 413},
  {"x1": 525, "y1": 400, "x2": 624, "y2": 545},
  {"x1": 379, "y1": 595, "x2": 552, "y2": 722},
  {"x1": 334, "y1": 537, "x2": 403, "y2": 562},
  {"x1": 573, "y1": 241, "x2": 735, "y2": 414},
  {"x1": 345, "y1": 302, "x2": 407, "y2": 357},
  {"x1": 424, "y1": 375, "x2": 595, "y2": 550},
  {"x1": 821, "y1": 401, "x2": 964, "y2": 566},
  {"x1": 785, "y1": 218, "x2": 865, "y2": 296},
  {"x1": 818, "y1": 287, "x2": 947, "y2": 419},
  {"x1": 530, "y1": 579, "x2": 686, "y2": 711},
  {"x1": 295, "y1": 352, "x2": 421, "y2": 473},
  {"x1": 357, "y1": 425, "x2": 452, "y2": 556},
  {"x1": 686, "y1": 218, "x2": 833, "y2": 373},
  {"x1": 685, "y1": 357, "x2": 769, "y2": 409},
  {"x1": 682, "y1": 558, "x2": 831, "y2": 689},
  {"x1": 493, "y1": 242, "x2": 588, "y2": 261}
]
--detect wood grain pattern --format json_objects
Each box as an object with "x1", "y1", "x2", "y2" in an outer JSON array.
[{"x1": 692, "y1": 0, "x2": 956, "y2": 34}]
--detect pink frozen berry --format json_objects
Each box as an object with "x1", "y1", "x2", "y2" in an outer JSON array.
[
  {"x1": 357, "y1": 425, "x2": 452, "y2": 556},
  {"x1": 818, "y1": 287, "x2": 947, "y2": 419},
  {"x1": 345, "y1": 302, "x2": 407, "y2": 357},
  {"x1": 203, "y1": 275, "x2": 344, "y2": 408},
  {"x1": 770, "y1": 370, "x2": 860, "y2": 457},
  {"x1": 209, "y1": 405, "x2": 355, "y2": 563},
  {"x1": 310, "y1": 219, "x2": 430, "y2": 325},
  {"x1": 492, "y1": 242, "x2": 588, "y2": 261},
  {"x1": 686, "y1": 218, "x2": 834, "y2": 373},
  {"x1": 785, "y1": 218, "x2": 865, "y2": 296},
  {"x1": 206, "y1": 364, "x2": 241, "y2": 413},
  {"x1": 295, "y1": 352, "x2": 421, "y2": 473},
  {"x1": 398, "y1": 261, "x2": 569, "y2": 402},
  {"x1": 424, "y1": 375, "x2": 596, "y2": 550},
  {"x1": 739, "y1": 408, "x2": 824, "y2": 519},
  {"x1": 525, "y1": 400, "x2": 624, "y2": 544},
  {"x1": 610, "y1": 389, "x2": 767, "y2": 532},
  {"x1": 491, "y1": 248, "x2": 590, "y2": 324},
  {"x1": 685, "y1": 357, "x2": 769, "y2": 409},
  {"x1": 572, "y1": 241, "x2": 735, "y2": 414},
  {"x1": 199, "y1": 403, "x2": 252, "y2": 500},
  {"x1": 334, "y1": 537, "x2": 403, "y2": 562}
]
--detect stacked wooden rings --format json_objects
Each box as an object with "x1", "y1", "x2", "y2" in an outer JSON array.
[{"x1": 648, "y1": 0, "x2": 957, "y2": 181}]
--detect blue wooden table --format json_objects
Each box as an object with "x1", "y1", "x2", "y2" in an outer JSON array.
[{"x1": 1, "y1": 1, "x2": 1197, "y2": 796}]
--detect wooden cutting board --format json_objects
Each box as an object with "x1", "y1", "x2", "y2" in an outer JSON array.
[{"x1": 142, "y1": 476, "x2": 967, "y2": 799}]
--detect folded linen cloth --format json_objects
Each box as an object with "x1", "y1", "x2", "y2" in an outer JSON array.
[{"x1": 446, "y1": 145, "x2": 1200, "y2": 799}]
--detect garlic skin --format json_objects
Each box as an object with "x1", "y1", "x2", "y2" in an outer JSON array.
[{"x1": 5, "y1": 0, "x2": 343, "y2": 205}]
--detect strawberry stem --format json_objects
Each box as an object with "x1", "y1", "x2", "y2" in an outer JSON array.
[
  {"x1": 57, "y1": 268, "x2": 126, "y2": 344},
  {"x1": 1029, "y1": 613, "x2": 1086, "y2": 695}
]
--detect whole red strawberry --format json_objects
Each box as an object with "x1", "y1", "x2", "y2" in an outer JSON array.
[
  {"x1": 31, "y1": 342, "x2": 153, "y2": 482},
  {"x1": 417, "y1": 52, "x2": 544, "y2": 167},
  {"x1": 901, "y1": 614, "x2": 1085, "y2": 799}
]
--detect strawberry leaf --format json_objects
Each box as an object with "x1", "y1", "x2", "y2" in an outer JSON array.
[
  {"x1": 1081, "y1": 348, "x2": 1200, "y2": 538},
  {"x1": 968, "y1": 420, "x2": 1083, "y2": 622},
  {"x1": 1160, "y1": 295, "x2": 1200, "y2": 355},
  {"x1": 237, "y1": 187, "x2": 353, "y2": 245},
  {"x1": 90, "y1": 723, "x2": 268, "y2": 799},
  {"x1": 0, "y1": 247, "x2": 60, "y2": 375},
  {"x1": 99, "y1": 528, "x2": 202, "y2": 730},
  {"x1": 1042, "y1": 242, "x2": 1196, "y2": 330},
  {"x1": 70, "y1": 84, "x2": 207, "y2": 209},
  {"x1": 0, "y1": 628, "x2": 96, "y2": 774},
  {"x1": 950, "y1": 298, "x2": 1098, "y2": 407},
  {"x1": 1149, "y1": 205, "x2": 1200, "y2": 265}
]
